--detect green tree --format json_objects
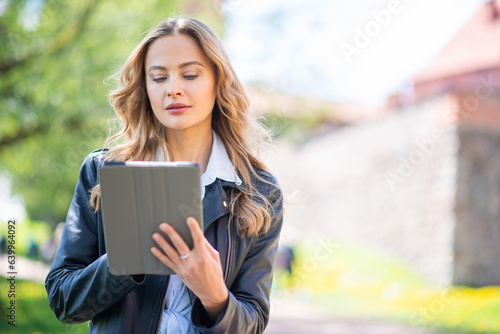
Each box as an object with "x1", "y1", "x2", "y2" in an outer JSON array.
[{"x1": 0, "y1": 0, "x2": 223, "y2": 227}]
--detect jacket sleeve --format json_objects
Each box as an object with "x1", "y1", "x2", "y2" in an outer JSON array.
[
  {"x1": 192, "y1": 178, "x2": 284, "y2": 334},
  {"x1": 45, "y1": 152, "x2": 141, "y2": 324}
]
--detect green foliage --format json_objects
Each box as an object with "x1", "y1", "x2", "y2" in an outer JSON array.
[
  {"x1": 0, "y1": 278, "x2": 88, "y2": 333},
  {"x1": 261, "y1": 110, "x2": 342, "y2": 145},
  {"x1": 0, "y1": 0, "x2": 222, "y2": 227}
]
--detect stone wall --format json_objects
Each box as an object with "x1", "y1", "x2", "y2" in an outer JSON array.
[
  {"x1": 453, "y1": 91, "x2": 500, "y2": 286},
  {"x1": 267, "y1": 92, "x2": 500, "y2": 286},
  {"x1": 455, "y1": 128, "x2": 500, "y2": 286},
  {"x1": 267, "y1": 95, "x2": 458, "y2": 286}
]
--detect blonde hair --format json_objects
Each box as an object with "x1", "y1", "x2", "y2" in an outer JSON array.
[{"x1": 91, "y1": 17, "x2": 276, "y2": 237}]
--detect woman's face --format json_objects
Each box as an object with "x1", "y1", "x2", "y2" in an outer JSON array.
[{"x1": 145, "y1": 35, "x2": 217, "y2": 133}]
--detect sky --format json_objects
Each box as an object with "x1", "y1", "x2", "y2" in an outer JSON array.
[{"x1": 223, "y1": 0, "x2": 484, "y2": 105}]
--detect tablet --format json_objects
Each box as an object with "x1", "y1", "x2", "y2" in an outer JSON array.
[{"x1": 99, "y1": 161, "x2": 203, "y2": 275}]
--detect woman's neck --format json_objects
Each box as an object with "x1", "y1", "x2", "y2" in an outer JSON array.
[{"x1": 164, "y1": 126, "x2": 213, "y2": 174}]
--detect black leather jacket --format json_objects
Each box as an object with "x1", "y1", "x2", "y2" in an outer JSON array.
[{"x1": 45, "y1": 149, "x2": 283, "y2": 333}]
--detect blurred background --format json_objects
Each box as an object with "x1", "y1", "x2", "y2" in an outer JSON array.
[{"x1": 1, "y1": 0, "x2": 499, "y2": 333}]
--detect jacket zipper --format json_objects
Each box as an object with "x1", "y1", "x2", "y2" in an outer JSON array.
[
  {"x1": 205, "y1": 208, "x2": 231, "y2": 283},
  {"x1": 224, "y1": 216, "x2": 232, "y2": 283}
]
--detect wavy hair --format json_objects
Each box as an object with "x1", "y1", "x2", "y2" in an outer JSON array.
[{"x1": 90, "y1": 17, "x2": 275, "y2": 237}]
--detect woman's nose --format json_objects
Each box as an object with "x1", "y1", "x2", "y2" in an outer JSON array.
[{"x1": 166, "y1": 79, "x2": 183, "y2": 97}]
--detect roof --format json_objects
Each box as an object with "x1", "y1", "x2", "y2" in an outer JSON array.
[{"x1": 413, "y1": 0, "x2": 500, "y2": 83}]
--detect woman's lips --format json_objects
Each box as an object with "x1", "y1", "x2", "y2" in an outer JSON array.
[
  {"x1": 166, "y1": 103, "x2": 190, "y2": 114},
  {"x1": 166, "y1": 106, "x2": 190, "y2": 114}
]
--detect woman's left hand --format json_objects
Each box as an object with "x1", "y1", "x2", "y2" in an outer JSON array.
[{"x1": 150, "y1": 217, "x2": 229, "y2": 321}]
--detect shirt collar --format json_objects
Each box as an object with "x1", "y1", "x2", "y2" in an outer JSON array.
[
  {"x1": 154, "y1": 131, "x2": 242, "y2": 199},
  {"x1": 200, "y1": 131, "x2": 242, "y2": 199}
]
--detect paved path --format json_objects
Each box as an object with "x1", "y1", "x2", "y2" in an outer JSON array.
[
  {"x1": 265, "y1": 295, "x2": 445, "y2": 334},
  {"x1": 266, "y1": 317, "x2": 445, "y2": 334},
  {"x1": 0, "y1": 254, "x2": 50, "y2": 283}
]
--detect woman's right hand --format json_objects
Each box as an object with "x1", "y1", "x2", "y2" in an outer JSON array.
[{"x1": 151, "y1": 217, "x2": 229, "y2": 321}]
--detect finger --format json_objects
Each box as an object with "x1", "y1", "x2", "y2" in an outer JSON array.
[
  {"x1": 150, "y1": 246, "x2": 176, "y2": 270},
  {"x1": 159, "y1": 223, "x2": 191, "y2": 257},
  {"x1": 152, "y1": 232, "x2": 183, "y2": 263},
  {"x1": 187, "y1": 217, "x2": 205, "y2": 249}
]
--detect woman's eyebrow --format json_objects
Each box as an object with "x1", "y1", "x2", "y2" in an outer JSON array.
[
  {"x1": 148, "y1": 61, "x2": 204, "y2": 73},
  {"x1": 148, "y1": 65, "x2": 166, "y2": 72},
  {"x1": 179, "y1": 60, "x2": 204, "y2": 68}
]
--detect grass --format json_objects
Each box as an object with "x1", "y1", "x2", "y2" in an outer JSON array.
[
  {"x1": 273, "y1": 239, "x2": 500, "y2": 334},
  {"x1": 0, "y1": 279, "x2": 88, "y2": 333}
]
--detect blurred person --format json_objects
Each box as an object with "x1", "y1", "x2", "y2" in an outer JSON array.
[
  {"x1": 0, "y1": 235, "x2": 6, "y2": 254},
  {"x1": 40, "y1": 236, "x2": 56, "y2": 263},
  {"x1": 28, "y1": 240, "x2": 39, "y2": 259},
  {"x1": 44, "y1": 17, "x2": 283, "y2": 334},
  {"x1": 277, "y1": 244, "x2": 295, "y2": 276},
  {"x1": 274, "y1": 244, "x2": 296, "y2": 289}
]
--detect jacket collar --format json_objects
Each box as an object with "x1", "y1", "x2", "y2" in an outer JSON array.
[
  {"x1": 201, "y1": 131, "x2": 242, "y2": 199},
  {"x1": 202, "y1": 179, "x2": 232, "y2": 232}
]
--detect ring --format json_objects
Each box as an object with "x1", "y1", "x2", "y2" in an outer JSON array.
[{"x1": 180, "y1": 251, "x2": 190, "y2": 260}]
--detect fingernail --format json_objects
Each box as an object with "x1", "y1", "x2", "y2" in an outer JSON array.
[
  {"x1": 153, "y1": 233, "x2": 160, "y2": 241},
  {"x1": 160, "y1": 223, "x2": 168, "y2": 231}
]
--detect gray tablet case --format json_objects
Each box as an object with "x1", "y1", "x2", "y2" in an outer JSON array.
[{"x1": 99, "y1": 161, "x2": 203, "y2": 275}]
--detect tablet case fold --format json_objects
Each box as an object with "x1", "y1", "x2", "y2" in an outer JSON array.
[{"x1": 99, "y1": 161, "x2": 203, "y2": 275}]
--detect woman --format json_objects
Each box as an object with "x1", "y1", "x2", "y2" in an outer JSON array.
[{"x1": 45, "y1": 17, "x2": 283, "y2": 334}]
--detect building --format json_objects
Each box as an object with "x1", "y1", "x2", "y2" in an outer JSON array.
[{"x1": 270, "y1": 0, "x2": 500, "y2": 286}]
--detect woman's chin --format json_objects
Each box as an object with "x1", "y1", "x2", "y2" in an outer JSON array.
[
  {"x1": 159, "y1": 115, "x2": 212, "y2": 133},
  {"x1": 161, "y1": 122, "x2": 206, "y2": 133}
]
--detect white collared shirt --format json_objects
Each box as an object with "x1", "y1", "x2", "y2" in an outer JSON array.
[
  {"x1": 155, "y1": 131, "x2": 242, "y2": 199},
  {"x1": 156, "y1": 130, "x2": 241, "y2": 333},
  {"x1": 200, "y1": 131, "x2": 242, "y2": 199}
]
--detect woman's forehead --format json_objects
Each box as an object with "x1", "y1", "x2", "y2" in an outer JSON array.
[{"x1": 145, "y1": 35, "x2": 209, "y2": 70}]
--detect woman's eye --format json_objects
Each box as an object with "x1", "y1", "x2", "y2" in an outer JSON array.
[
  {"x1": 184, "y1": 75, "x2": 198, "y2": 80},
  {"x1": 153, "y1": 77, "x2": 166, "y2": 83}
]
